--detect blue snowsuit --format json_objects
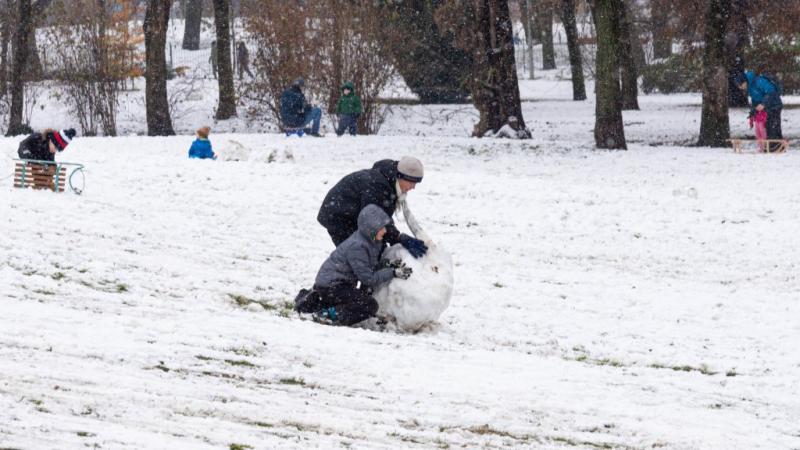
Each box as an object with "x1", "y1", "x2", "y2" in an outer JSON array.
[{"x1": 188, "y1": 138, "x2": 215, "y2": 159}]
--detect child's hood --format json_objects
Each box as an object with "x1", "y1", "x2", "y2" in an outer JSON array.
[
  {"x1": 358, "y1": 204, "x2": 391, "y2": 240},
  {"x1": 340, "y1": 81, "x2": 356, "y2": 95}
]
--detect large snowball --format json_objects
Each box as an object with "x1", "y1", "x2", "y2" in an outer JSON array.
[{"x1": 372, "y1": 199, "x2": 453, "y2": 332}]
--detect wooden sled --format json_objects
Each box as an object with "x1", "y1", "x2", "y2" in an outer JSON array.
[
  {"x1": 13, "y1": 159, "x2": 85, "y2": 194},
  {"x1": 729, "y1": 139, "x2": 789, "y2": 154}
]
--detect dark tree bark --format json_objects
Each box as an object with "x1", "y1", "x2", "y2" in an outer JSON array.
[
  {"x1": 0, "y1": 0, "x2": 11, "y2": 97},
  {"x1": 561, "y1": 0, "x2": 586, "y2": 100},
  {"x1": 7, "y1": 0, "x2": 33, "y2": 135},
  {"x1": 519, "y1": 0, "x2": 535, "y2": 79},
  {"x1": 650, "y1": 0, "x2": 671, "y2": 59},
  {"x1": 384, "y1": 0, "x2": 472, "y2": 103},
  {"x1": 212, "y1": 0, "x2": 236, "y2": 119},
  {"x1": 182, "y1": 0, "x2": 202, "y2": 50},
  {"x1": 618, "y1": 0, "x2": 639, "y2": 110},
  {"x1": 726, "y1": 0, "x2": 748, "y2": 107},
  {"x1": 592, "y1": 0, "x2": 627, "y2": 149},
  {"x1": 697, "y1": 0, "x2": 731, "y2": 147},
  {"x1": 539, "y1": 2, "x2": 556, "y2": 70},
  {"x1": 465, "y1": 0, "x2": 530, "y2": 137},
  {"x1": 144, "y1": 0, "x2": 175, "y2": 136}
]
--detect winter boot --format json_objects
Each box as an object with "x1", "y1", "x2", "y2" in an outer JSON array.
[
  {"x1": 312, "y1": 307, "x2": 338, "y2": 325},
  {"x1": 294, "y1": 288, "x2": 322, "y2": 313}
]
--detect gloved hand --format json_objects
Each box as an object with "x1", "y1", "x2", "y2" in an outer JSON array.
[
  {"x1": 399, "y1": 234, "x2": 428, "y2": 258},
  {"x1": 393, "y1": 262, "x2": 413, "y2": 279}
]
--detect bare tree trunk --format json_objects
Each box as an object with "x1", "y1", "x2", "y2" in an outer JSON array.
[
  {"x1": 519, "y1": 0, "x2": 534, "y2": 79},
  {"x1": 182, "y1": 0, "x2": 202, "y2": 50},
  {"x1": 468, "y1": 0, "x2": 530, "y2": 137},
  {"x1": 539, "y1": 2, "x2": 556, "y2": 70},
  {"x1": 618, "y1": 0, "x2": 639, "y2": 110},
  {"x1": 0, "y1": 0, "x2": 11, "y2": 97},
  {"x1": 697, "y1": 0, "x2": 731, "y2": 147},
  {"x1": 650, "y1": 0, "x2": 671, "y2": 60},
  {"x1": 144, "y1": 0, "x2": 175, "y2": 136},
  {"x1": 561, "y1": 0, "x2": 585, "y2": 100},
  {"x1": 8, "y1": 0, "x2": 33, "y2": 134},
  {"x1": 212, "y1": 0, "x2": 236, "y2": 119},
  {"x1": 592, "y1": 0, "x2": 626, "y2": 149}
]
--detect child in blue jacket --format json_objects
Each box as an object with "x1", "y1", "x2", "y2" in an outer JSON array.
[{"x1": 188, "y1": 126, "x2": 216, "y2": 159}]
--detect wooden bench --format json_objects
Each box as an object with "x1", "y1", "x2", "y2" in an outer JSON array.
[
  {"x1": 13, "y1": 159, "x2": 85, "y2": 194},
  {"x1": 729, "y1": 139, "x2": 789, "y2": 154}
]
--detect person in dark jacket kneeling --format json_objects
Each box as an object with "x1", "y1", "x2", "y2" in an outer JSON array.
[
  {"x1": 296, "y1": 204, "x2": 413, "y2": 326},
  {"x1": 317, "y1": 156, "x2": 428, "y2": 258},
  {"x1": 18, "y1": 128, "x2": 77, "y2": 162}
]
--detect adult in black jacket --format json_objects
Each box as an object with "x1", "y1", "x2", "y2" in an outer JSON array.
[
  {"x1": 18, "y1": 128, "x2": 77, "y2": 161},
  {"x1": 317, "y1": 157, "x2": 428, "y2": 257},
  {"x1": 280, "y1": 78, "x2": 322, "y2": 136}
]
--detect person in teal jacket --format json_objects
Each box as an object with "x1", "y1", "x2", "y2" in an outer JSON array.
[
  {"x1": 335, "y1": 81, "x2": 362, "y2": 136},
  {"x1": 735, "y1": 70, "x2": 783, "y2": 152},
  {"x1": 188, "y1": 126, "x2": 217, "y2": 159}
]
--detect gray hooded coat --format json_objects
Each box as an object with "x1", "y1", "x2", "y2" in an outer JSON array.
[{"x1": 314, "y1": 204, "x2": 395, "y2": 290}]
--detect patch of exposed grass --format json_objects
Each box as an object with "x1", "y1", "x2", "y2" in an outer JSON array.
[
  {"x1": 224, "y1": 359, "x2": 256, "y2": 368},
  {"x1": 195, "y1": 355, "x2": 214, "y2": 361},
  {"x1": 279, "y1": 377, "x2": 306, "y2": 386},
  {"x1": 649, "y1": 362, "x2": 718, "y2": 376},
  {"x1": 228, "y1": 293, "x2": 277, "y2": 311},
  {"x1": 116, "y1": 283, "x2": 129, "y2": 293},
  {"x1": 550, "y1": 436, "x2": 614, "y2": 449},
  {"x1": 76, "y1": 431, "x2": 96, "y2": 437},
  {"x1": 33, "y1": 289, "x2": 55, "y2": 296},
  {"x1": 51, "y1": 272, "x2": 65, "y2": 281},
  {"x1": 229, "y1": 444, "x2": 253, "y2": 450},
  {"x1": 250, "y1": 421, "x2": 274, "y2": 428}
]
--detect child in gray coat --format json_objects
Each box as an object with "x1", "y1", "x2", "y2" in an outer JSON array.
[{"x1": 296, "y1": 204, "x2": 412, "y2": 326}]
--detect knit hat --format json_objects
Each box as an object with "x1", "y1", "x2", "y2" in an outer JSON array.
[
  {"x1": 397, "y1": 156, "x2": 423, "y2": 183},
  {"x1": 292, "y1": 77, "x2": 305, "y2": 88},
  {"x1": 50, "y1": 128, "x2": 76, "y2": 151}
]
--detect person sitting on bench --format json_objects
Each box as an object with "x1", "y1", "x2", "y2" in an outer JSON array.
[
  {"x1": 280, "y1": 77, "x2": 322, "y2": 137},
  {"x1": 18, "y1": 128, "x2": 77, "y2": 162}
]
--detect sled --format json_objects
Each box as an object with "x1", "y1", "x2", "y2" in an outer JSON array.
[
  {"x1": 728, "y1": 139, "x2": 789, "y2": 154},
  {"x1": 13, "y1": 159, "x2": 85, "y2": 194}
]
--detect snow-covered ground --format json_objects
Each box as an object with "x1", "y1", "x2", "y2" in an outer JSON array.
[
  {"x1": 3, "y1": 19, "x2": 800, "y2": 448},
  {"x1": 3, "y1": 80, "x2": 800, "y2": 448}
]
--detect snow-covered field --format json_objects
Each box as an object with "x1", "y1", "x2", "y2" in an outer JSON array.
[
  {"x1": 3, "y1": 83, "x2": 800, "y2": 449},
  {"x1": 4, "y1": 21, "x2": 800, "y2": 447}
]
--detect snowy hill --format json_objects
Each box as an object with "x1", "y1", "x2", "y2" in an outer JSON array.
[{"x1": 3, "y1": 104, "x2": 800, "y2": 449}]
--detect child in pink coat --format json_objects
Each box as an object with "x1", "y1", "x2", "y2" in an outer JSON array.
[{"x1": 749, "y1": 110, "x2": 768, "y2": 152}]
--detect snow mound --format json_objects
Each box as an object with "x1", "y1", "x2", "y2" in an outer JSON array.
[
  {"x1": 373, "y1": 199, "x2": 453, "y2": 332},
  {"x1": 218, "y1": 139, "x2": 294, "y2": 163}
]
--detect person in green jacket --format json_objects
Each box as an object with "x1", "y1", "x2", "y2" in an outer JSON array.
[{"x1": 335, "y1": 81, "x2": 362, "y2": 136}]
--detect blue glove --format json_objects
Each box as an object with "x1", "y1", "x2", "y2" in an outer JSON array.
[{"x1": 399, "y1": 234, "x2": 428, "y2": 258}]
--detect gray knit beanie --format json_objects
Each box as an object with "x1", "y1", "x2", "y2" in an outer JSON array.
[{"x1": 397, "y1": 156, "x2": 423, "y2": 183}]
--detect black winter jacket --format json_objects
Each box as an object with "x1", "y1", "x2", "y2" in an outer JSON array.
[
  {"x1": 18, "y1": 133, "x2": 54, "y2": 161},
  {"x1": 317, "y1": 159, "x2": 402, "y2": 245},
  {"x1": 280, "y1": 86, "x2": 308, "y2": 128}
]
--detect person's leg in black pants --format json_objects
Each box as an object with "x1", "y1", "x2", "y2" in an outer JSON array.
[
  {"x1": 766, "y1": 107, "x2": 783, "y2": 152},
  {"x1": 317, "y1": 284, "x2": 379, "y2": 326}
]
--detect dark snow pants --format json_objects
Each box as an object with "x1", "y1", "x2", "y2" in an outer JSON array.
[
  {"x1": 766, "y1": 108, "x2": 783, "y2": 152},
  {"x1": 314, "y1": 283, "x2": 379, "y2": 326},
  {"x1": 336, "y1": 114, "x2": 358, "y2": 136}
]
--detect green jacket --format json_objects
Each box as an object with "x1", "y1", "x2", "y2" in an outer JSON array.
[{"x1": 336, "y1": 82, "x2": 362, "y2": 115}]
